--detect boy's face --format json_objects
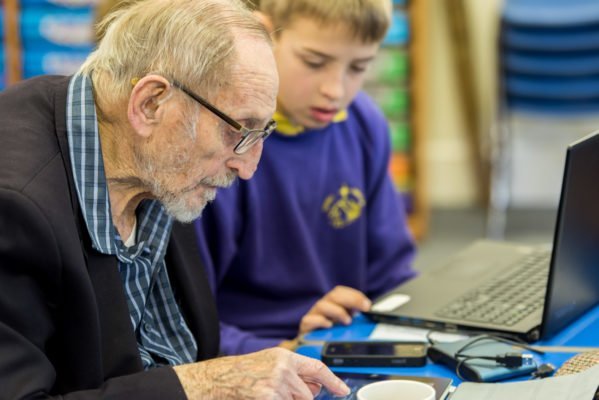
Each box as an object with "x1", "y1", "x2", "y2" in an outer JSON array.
[{"x1": 273, "y1": 17, "x2": 380, "y2": 129}]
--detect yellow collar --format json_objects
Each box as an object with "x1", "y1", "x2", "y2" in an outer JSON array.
[{"x1": 273, "y1": 110, "x2": 348, "y2": 136}]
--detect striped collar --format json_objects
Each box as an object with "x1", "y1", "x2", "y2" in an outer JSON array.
[
  {"x1": 65, "y1": 73, "x2": 173, "y2": 261},
  {"x1": 273, "y1": 109, "x2": 348, "y2": 136}
]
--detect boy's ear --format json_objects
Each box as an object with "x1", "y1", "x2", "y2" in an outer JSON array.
[{"x1": 253, "y1": 11, "x2": 275, "y2": 34}]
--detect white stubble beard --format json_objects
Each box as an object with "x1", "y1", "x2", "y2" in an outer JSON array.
[{"x1": 134, "y1": 102, "x2": 237, "y2": 222}]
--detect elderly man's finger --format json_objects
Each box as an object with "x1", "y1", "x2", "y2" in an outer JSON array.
[
  {"x1": 292, "y1": 354, "x2": 350, "y2": 397},
  {"x1": 306, "y1": 381, "x2": 323, "y2": 397},
  {"x1": 285, "y1": 372, "x2": 318, "y2": 400}
]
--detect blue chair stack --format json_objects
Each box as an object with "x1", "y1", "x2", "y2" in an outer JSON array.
[
  {"x1": 503, "y1": 0, "x2": 599, "y2": 114},
  {"x1": 19, "y1": 0, "x2": 95, "y2": 79},
  {"x1": 488, "y1": 0, "x2": 599, "y2": 237},
  {"x1": 0, "y1": 5, "x2": 5, "y2": 90}
]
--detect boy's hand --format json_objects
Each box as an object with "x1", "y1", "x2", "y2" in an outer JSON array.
[{"x1": 299, "y1": 286, "x2": 372, "y2": 334}]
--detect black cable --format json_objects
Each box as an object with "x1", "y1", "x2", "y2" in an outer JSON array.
[
  {"x1": 425, "y1": 328, "x2": 544, "y2": 350},
  {"x1": 425, "y1": 330, "x2": 438, "y2": 345},
  {"x1": 455, "y1": 357, "x2": 470, "y2": 381},
  {"x1": 426, "y1": 332, "x2": 548, "y2": 381},
  {"x1": 454, "y1": 334, "x2": 545, "y2": 358},
  {"x1": 531, "y1": 363, "x2": 556, "y2": 379},
  {"x1": 451, "y1": 334, "x2": 544, "y2": 381}
]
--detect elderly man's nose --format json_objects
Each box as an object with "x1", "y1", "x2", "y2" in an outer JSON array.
[{"x1": 226, "y1": 141, "x2": 264, "y2": 180}]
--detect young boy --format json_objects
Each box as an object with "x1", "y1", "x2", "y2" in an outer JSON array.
[{"x1": 194, "y1": 0, "x2": 417, "y2": 355}]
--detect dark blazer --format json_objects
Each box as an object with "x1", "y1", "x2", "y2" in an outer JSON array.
[{"x1": 0, "y1": 76, "x2": 219, "y2": 399}]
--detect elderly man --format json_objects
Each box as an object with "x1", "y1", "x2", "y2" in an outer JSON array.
[{"x1": 0, "y1": 0, "x2": 349, "y2": 399}]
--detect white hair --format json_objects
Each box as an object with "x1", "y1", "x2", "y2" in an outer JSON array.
[{"x1": 80, "y1": 0, "x2": 270, "y2": 102}]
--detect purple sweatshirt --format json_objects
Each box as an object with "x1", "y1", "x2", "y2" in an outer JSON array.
[{"x1": 194, "y1": 91, "x2": 417, "y2": 355}]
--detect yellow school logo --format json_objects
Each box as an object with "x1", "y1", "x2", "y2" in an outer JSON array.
[{"x1": 322, "y1": 184, "x2": 366, "y2": 228}]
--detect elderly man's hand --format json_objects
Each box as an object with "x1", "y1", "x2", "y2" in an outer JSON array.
[{"x1": 173, "y1": 347, "x2": 350, "y2": 399}]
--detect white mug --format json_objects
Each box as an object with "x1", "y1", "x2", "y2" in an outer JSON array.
[{"x1": 356, "y1": 380, "x2": 436, "y2": 400}]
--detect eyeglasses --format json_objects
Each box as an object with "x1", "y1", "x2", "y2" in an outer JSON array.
[{"x1": 172, "y1": 80, "x2": 276, "y2": 154}]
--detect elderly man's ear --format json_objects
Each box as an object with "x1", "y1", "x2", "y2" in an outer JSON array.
[
  {"x1": 253, "y1": 11, "x2": 275, "y2": 35},
  {"x1": 127, "y1": 75, "x2": 172, "y2": 138}
]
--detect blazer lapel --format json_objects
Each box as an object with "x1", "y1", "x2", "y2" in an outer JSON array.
[
  {"x1": 53, "y1": 78, "x2": 142, "y2": 377},
  {"x1": 85, "y1": 244, "x2": 144, "y2": 377},
  {"x1": 166, "y1": 223, "x2": 220, "y2": 361}
]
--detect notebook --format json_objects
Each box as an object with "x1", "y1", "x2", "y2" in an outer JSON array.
[
  {"x1": 366, "y1": 130, "x2": 599, "y2": 342},
  {"x1": 449, "y1": 364, "x2": 599, "y2": 400}
]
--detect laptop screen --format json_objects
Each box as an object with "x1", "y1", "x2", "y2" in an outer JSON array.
[{"x1": 542, "y1": 131, "x2": 599, "y2": 339}]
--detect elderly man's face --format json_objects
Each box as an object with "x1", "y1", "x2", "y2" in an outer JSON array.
[{"x1": 136, "y1": 36, "x2": 278, "y2": 222}]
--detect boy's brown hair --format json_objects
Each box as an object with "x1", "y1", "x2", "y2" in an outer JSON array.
[{"x1": 258, "y1": 0, "x2": 392, "y2": 43}]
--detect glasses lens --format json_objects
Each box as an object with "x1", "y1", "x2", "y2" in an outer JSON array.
[
  {"x1": 235, "y1": 130, "x2": 262, "y2": 154},
  {"x1": 233, "y1": 120, "x2": 276, "y2": 154}
]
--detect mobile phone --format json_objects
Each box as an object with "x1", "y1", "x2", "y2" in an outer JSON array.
[{"x1": 321, "y1": 341, "x2": 428, "y2": 367}]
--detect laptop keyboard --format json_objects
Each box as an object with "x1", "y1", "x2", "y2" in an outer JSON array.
[{"x1": 435, "y1": 250, "x2": 550, "y2": 327}]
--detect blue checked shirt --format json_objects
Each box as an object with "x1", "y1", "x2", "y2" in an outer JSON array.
[{"x1": 66, "y1": 73, "x2": 198, "y2": 369}]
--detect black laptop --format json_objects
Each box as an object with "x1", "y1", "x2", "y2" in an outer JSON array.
[{"x1": 366, "y1": 131, "x2": 599, "y2": 342}]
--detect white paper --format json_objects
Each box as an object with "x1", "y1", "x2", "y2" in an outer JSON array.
[
  {"x1": 450, "y1": 363, "x2": 599, "y2": 400},
  {"x1": 369, "y1": 323, "x2": 468, "y2": 343},
  {"x1": 370, "y1": 294, "x2": 411, "y2": 312}
]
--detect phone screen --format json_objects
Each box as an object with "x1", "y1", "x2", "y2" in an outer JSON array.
[{"x1": 325, "y1": 342, "x2": 426, "y2": 357}]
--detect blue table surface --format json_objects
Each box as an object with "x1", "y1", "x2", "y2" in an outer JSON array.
[{"x1": 298, "y1": 303, "x2": 599, "y2": 385}]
